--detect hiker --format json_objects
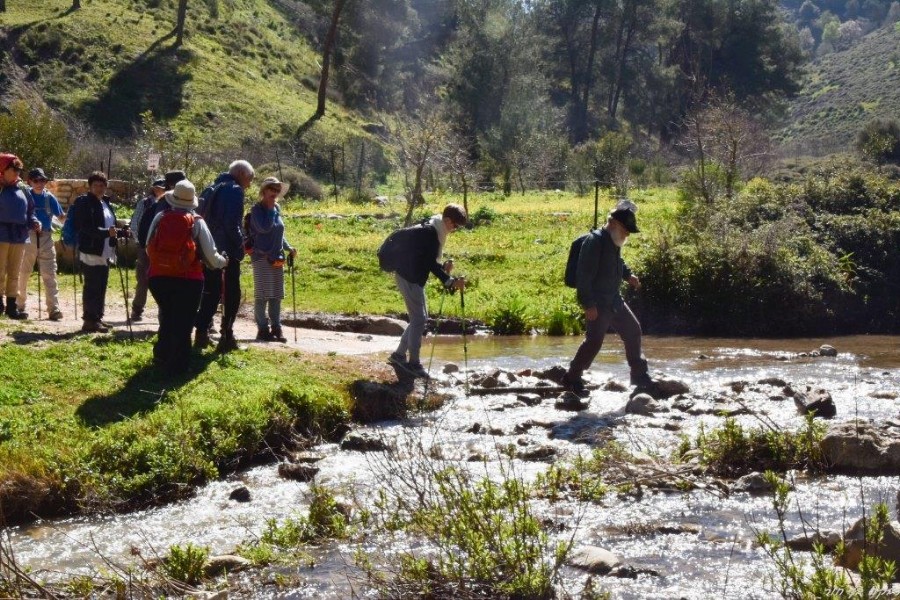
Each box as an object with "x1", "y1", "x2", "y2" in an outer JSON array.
[
  {"x1": 128, "y1": 178, "x2": 166, "y2": 322},
  {"x1": 132, "y1": 170, "x2": 187, "y2": 321},
  {"x1": 70, "y1": 171, "x2": 129, "y2": 333},
  {"x1": 146, "y1": 179, "x2": 227, "y2": 375},
  {"x1": 247, "y1": 177, "x2": 295, "y2": 343},
  {"x1": 194, "y1": 159, "x2": 254, "y2": 353},
  {"x1": 17, "y1": 168, "x2": 64, "y2": 320},
  {"x1": 387, "y1": 203, "x2": 467, "y2": 379},
  {"x1": 0, "y1": 153, "x2": 40, "y2": 320},
  {"x1": 561, "y1": 203, "x2": 652, "y2": 397}
]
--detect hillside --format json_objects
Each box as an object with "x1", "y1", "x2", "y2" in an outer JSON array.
[
  {"x1": 780, "y1": 24, "x2": 900, "y2": 151},
  {"x1": 0, "y1": 0, "x2": 358, "y2": 146}
]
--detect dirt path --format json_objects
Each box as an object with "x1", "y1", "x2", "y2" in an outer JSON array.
[{"x1": 1, "y1": 280, "x2": 399, "y2": 356}]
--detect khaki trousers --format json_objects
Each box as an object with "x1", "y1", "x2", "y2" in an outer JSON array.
[
  {"x1": 17, "y1": 230, "x2": 59, "y2": 312},
  {"x1": 0, "y1": 242, "x2": 26, "y2": 298}
]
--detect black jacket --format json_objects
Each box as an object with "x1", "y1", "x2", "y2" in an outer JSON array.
[
  {"x1": 575, "y1": 227, "x2": 632, "y2": 310},
  {"x1": 71, "y1": 193, "x2": 116, "y2": 256},
  {"x1": 395, "y1": 224, "x2": 451, "y2": 287}
]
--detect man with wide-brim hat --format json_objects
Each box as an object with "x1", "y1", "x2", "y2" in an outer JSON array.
[
  {"x1": 145, "y1": 179, "x2": 227, "y2": 375},
  {"x1": 561, "y1": 200, "x2": 653, "y2": 398},
  {"x1": 17, "y1": 168, "x2": 65, "y2": 320},
  {"x1": 129, "y1": 177, "x2": 168, "y2": 322}
]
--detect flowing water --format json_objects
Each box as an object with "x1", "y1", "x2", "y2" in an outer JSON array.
[{"x1": 9, "y1": 335, "x2": 900, "y2": 598}]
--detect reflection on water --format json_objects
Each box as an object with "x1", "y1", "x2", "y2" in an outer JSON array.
[{"x1": 9, "y1": 336, "x2": 900, "y2": 599}]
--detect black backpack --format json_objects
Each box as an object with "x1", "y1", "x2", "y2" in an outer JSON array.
[
  {"x1": 378, "y1": 221, "x2": 428, "y2": 273},
  {"x1": 564, "y1": 230, "x2": 598, "y2": 288}
]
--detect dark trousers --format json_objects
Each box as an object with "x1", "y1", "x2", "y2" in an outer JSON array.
[
  {"x1": 569, "y1": 301, "x2": 647, "y2": 378},
  {"x1": 150, "y1": 276, "x2": 203, "y2": 374},
  {"x1": 81, "y1": 264, "x2": 109, "y2": 322},
  {"x1": 131, "y1": 247, "x2": 149, "y2": 315},
  {"x1": 195, "y1": 258, "x2": 240, "y2": 335}
]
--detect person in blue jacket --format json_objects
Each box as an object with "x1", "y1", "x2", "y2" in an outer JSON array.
[
  {"x1": 0, "y1": 153, "x2": 40, "y2": 320},
  {"x1": 194, "y1": 159, "x2": 254, "y2": 352},
  {"x1": 17, "y1": 168, "x2": 65, "y2": 320}
]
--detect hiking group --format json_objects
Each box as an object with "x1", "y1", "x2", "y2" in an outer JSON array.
[{"x1": 1, "y1": 151, "x2": 655, "y2": 391}]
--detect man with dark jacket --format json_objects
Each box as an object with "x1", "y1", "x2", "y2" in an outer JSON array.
[
  {"x1": 562, "y1": 203, "x2": 652, "y2": 397},
  {"x1": 131, "y1": 170, "x2": 186, "y2": 321},
  {"x1": 70, "y1": 171, "x2": 128, "y2": 333},
  {"x1": 194, "y1": 159, "x2": 254, "y2": 352},
  {"x1": 388, "y1": 203, "x2": 467, "y2": 379}
]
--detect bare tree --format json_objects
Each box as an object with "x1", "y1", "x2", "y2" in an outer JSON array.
[
  {"x1": 441, "y1": 132, "x2": 478, "y2": 217},
  {"x1": 298, "y1": 0, "x2": 348, "y2": 134},
  {"x1": 174, "y1": 0, "x2": 188, "y2": 46},
  {"x1": 391, "y1": 109, "x2": 450, "y2": 226}
]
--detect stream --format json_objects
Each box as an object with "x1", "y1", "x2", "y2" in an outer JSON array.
[{"x1": 9, "y1": 334, "x2": 900, "y2": 598}]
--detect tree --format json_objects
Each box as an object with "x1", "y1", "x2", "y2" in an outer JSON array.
[
  {"x1": 72, "y1": 0, "x2": 80, "y2": 9},
  {"x1": 0, "y1": 101, "x2": 72, "y2": 176},
  {"x1": 391, "y1": 107, "x2": 450, "y2": 225},
  {"x1": 856, "y1": 119, "x2": 900, "y2": 165},
  {"x1": 174, "y1": 0, "x2": 188, "y2": 46},
  {"x1": 299, "y1": 0, "x2": 348, "y2": 133},
  {"x1": 441, "y1": 132, "x2": 478, "y2": 217}
]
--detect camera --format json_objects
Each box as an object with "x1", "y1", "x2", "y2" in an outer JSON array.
[{"x1": 116, "y1": 227, "x2": 131, "y2": 239}]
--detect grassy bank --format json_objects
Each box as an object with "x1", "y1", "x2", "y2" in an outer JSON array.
[{"x1": 0, "y1": 335, "x2": 371, "y2": 524}]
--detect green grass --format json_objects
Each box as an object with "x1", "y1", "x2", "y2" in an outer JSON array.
[{"x1": 0, "y1": 335, "x2": 365, "y2": 523}]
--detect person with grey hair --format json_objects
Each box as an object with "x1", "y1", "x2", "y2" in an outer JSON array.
[{"x1": 195, "y1": 159, "x2": 255, "y2": 352}]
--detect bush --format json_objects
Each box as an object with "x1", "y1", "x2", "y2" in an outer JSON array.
[
  {"x1": 256, "y1": 164, "x2": 324, "y2": 201},
  {"x1": 856, "y1": 118, "x2": 900, "y2": 164},
  {"x1": 487, "y1": 295, "x2": 532, "y2": 335},
  {"x1": 163, "y1": 543, "x2": 210, "y2": 585},
  {"x1": 542, "y1": 299, "x2": 583, "y2": 336},
  {"x1": 0, "y1": 101, "x2": 71, "y2": 176},
  {"x1": 470, "y1": 205, "x2": 497, "y2": 226}
]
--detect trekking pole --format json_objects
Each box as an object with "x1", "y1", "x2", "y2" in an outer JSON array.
[
  {"x1": 35, "y1": 231, "x2": 42, "y2": 320},
  {"x1": 288, "y1": 253, "x2": 297, "y2": 343},
  {"x1": 116, "y1": 240, "x2": 134, "y2": 341},
  {"x1": 73, "y1": 243, "x2": 78, "y2": 321},
  {"x1": 459, "y1": 284, "x2": 469, "y2": 398},
  {"x1": 593, "y1": 179, "x2": 599, "y2": 230}
]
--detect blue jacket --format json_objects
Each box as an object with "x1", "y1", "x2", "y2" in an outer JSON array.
[
  {"x1": 199, "y1": 173, "x2": 245, "y2": 260},
  {"x1": 29, "y1": 189, "x2": 64, "y2": 232},
  {"x1": 575, "y1": 227, "x2": 633, "y2": 311},
  {"x1": 0, "y1": 184, "x2": 38, "y2": 244},
  {"x1": 249, "y1": 202, "x2": 293, "y2": 262}
]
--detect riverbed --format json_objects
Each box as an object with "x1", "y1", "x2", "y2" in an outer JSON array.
[{"x1": 10, "y1": 335, "x2": 900, "y2": 598}]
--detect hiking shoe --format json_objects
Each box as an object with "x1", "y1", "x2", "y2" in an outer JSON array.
[
  {"x1": 216, "y1": 333, "x2": 240, "y2": 353},
  {"x1": 81, "y1": 320, "x2": 109, "y2": 333},
  {"x1": 194, "y1": 330, "x2": 213, "y2": 349},
  {"x1": 130, "y1": 312, "x2": 143, "y2": 322},
  {"x1": 387, "y1": 353, "x2": 407, "y2": 369},
  {"x1": 49, "y1": 308, "x2": 63, "y2": 321},
  {"x1": 630, "y1": 372, "x2": 655, "y2": 388},
  {"x1": 405, "y1": 361, "x2": 431, "y2": 380},
  {"x1": 256, "y1": 327, "x2": 273, "y2": 342},
  {"x1": 98, "y1": 319, "x2": 113, "y2": 328},
  {"x1": 271, "y1": 327, "x2": 287, "y2": 343},
  {"x1": 561, "y1": 373, "x2": 590, "y2": 399}
]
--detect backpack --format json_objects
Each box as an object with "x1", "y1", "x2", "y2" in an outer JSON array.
[
  {"x1": 136, "y1": 199, "x2": 166, "y2": 248},
  {"x1": 61, "y1": 202, "x2": 79, "y2": 247},
  {"x1": 377, "y1": 223, "x2": 425, "y2": 273},
  {"x1": 242, "y1": 211, "x2": 254, "y2": 253},
  {"x1": 564, "y1": 230, "x2": 598, "y2": 288},
  {"x1": 147, "y1": 211, "x2": 201, "y2": 278}
]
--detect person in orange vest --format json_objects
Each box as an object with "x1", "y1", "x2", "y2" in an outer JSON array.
[{"x1": 146, "y1": 180, "x2": 227, "y2": 375}]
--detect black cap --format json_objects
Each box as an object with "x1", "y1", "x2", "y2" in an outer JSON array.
[
  {"x1": 164, "y1": 170, "x2": 187, "y2": 189},
  {"x1": 151, "y1": 178, "x2": 166, "y2": 189},
  {"x1": 610, "y1": 208, "x2": 639, "y2": 233},
  {"x1": 28, "y1": 168, "x2": 48, "y2": 181}
]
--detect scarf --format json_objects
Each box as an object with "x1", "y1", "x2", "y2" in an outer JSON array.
[{"x1": 429, "y1": 214, "x2": 448, "y2": 259}]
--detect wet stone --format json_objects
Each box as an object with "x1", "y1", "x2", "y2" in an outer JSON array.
[
  {"x1": 603, "y1": 380, "x2": 628, "y2": 392},
  {"x1": 517, "y1": 445, "x2": 558, "y2": 461},
  {"x1": 204, "y1": 554, "x2": 252, "y2": 576},
  {"x1": 731, "y1": 472, "x2": 782, "y2": 495},
  {"x1": 555, "y1": 392, "x2": 590, "y2": 411},
  {"x1": 569, "y1": 546, "x2": 623, "y2": 574},
  {"x1": 636, "y1": 377, "x2": 691, "y2": 400},
  {"x1": 870, "y1": 390, "x2": 898, "y2": 399},
  {"x1": 517, "y1": 393, "x2": 542, "y2": 406},
  {"x1": 340, "y1": 431, "x2": 390, "y2": 452},
  {"x1": 786, "y1": 530, "x2": 841, "y2": 552},
  {"x1": 228, "y1": 486, "x2": 251, "y2": 503},
  {"x1": 625, "y1": 393, "x2": 668, "y2": 416},
  {"x1": 291, "y1": 451, "x2": 327, "y2": 464},
  {"x1": 278, "y1": 463, "x2": 319, "y2": 482},
  {"x1": 536, "y1": 365, "x2": 567, "y2": 385},
  {"x1": 820, "y1": 420, "x2": 900, "y2": 475},
  {"x1": 727, "y1": 380, "x2": 749, "y2": 393},
  {"x1": 467, "y1": 422, "x2": 482, "y2": 434},
  {"x1": 794, "y1": 387, "x2": 836, "y2": 419},
  {"x1": 758, "y1": 377, "x2": 788, "y2": 387},
  {"x1": 819, "y1": 344, "x2": 838, "y2": 357},
  {"x1": 837, "y1": 517, "x2": 900, "y2": 571},
  {"x1": 443, "y1": 363, "x2": 460, "y2": 374}
]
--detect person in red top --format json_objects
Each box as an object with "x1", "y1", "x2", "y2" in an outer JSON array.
[{"x1": 146, "y1": 180, "x2": 227, "y2": 375}]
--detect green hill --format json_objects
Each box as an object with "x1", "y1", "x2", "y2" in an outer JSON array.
[
  {"x1": 0, "y1": 0, "x2": 358, "y2": 145},
  {"x1": 780, "y1": 24, "x2": 900, "y2": 150}
]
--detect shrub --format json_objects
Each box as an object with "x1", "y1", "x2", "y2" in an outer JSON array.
[
  {"x1": 542, "y1": 299, "x2": 583, "y2": 336},
  {"x1": 856, "y1": 118, "x2": 900, "y2": 164},
  {"x1": 470, "y1": 204, "x2": 497, "y2": 226},
  {"x1": 0, "y1": 101, "x2": 72, "y2": 176},
  {"x1": 487, "y1": 295, "x2": 532, "y2": 335},
  {"x1": 163, "y1": 543, "x2": 210, "y2": 585},
  {"x1": 256, "y1": 164, "x2": 324, "y2": 201}
]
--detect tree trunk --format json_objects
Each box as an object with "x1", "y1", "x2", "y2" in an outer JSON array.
[
  {"x1": 299, "y1": 0, "x2": 347, "y2": 135},
  {"x1": 574, "y1": 3, "x2": 603, "y2": 144},
  {"x1": 174, "y1": 0, "x2": 188, "y2": 46},
  {"x1": 0, "y1": 0, "x2": 6, "y2": 13},
  {"x1": 72, "y1": 0, "x2": 80, "y2": 9}
]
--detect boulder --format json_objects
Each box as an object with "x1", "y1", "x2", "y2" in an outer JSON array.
[
  {"x1": 443, "y1": 363, "x2": 460, "y2": 374},
  {"x1": 360, "y1": 317, "x2": 406, "y2": 336},
  {"x1": 278, "y1": 463, "x2": 319, "y2": 482},
  {"x1": 633, "y1": 377, "x2": 690, "y2": 400},
  {"x1": 836, "y1": 517, "x2": 900, "y2": 575},
  {"x1": 821, "y1": 421, "x2": 900, "y2": 475},
  {"x1": 349, "y1": 380, "x2": 407, "y2": 423},
  {"x1": 625, "y1": 393, "x2": 668, "y2": 416},
  {"x1": 516, "y1": 393, "x2": 542, "y2": 407},
  {"x1": 603, "y1": 380, "x2": 627, "y2": 392},
  {"x1": 757, "y1": 377, "x2": 788, "y2": 387},
  {"x1": 818, "y1": 344, "x2": 838, "y2": 357},
  {"x1": 204, "y1": 554, "x2": 251, "y2": 576},
  {"x1": 731, "y1": 472, "x2": 779, "y2": 495},
  {"x1": 568, "y1": 546, "x2": 623, "y2": 574},
  {"x1": 785, "y1": 530, "x2": 841, "y2": 553},
  {"x1": 228, "y1": 486, "x2": 251, "y2": 502},
  {"x1": 535, "y1": 365, "x2": 567, "y2": 385},
  {"x1": 555, "y1": 392, "x2": 590, "y2": 411},
  {"x1": 285, "y1": 313, "x2": 405, "y2": 336},
  {"x1": 794, "y1": 387, "x2": 836, "y2": 418},
  {"x1": 340, "y1": 431, "x2": 390, "y2": 452}
]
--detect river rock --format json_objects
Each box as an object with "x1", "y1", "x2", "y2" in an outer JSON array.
[
  {"x1": 555, "y1": 392, "x2": 590, "y2": 411},
  {"x1": 793, "y1": 387, "x2": 836, "y2": 418},
  {"x1": 603, "y1": 380, "x2": 627, "y2": 392},
  {"x1": 818, "y1": 344, "x2": 838, "y2": 357},
  {"x1": 728, "y1": 380, "x2": 749, "y2": 393},
  {"x1": 291, "y1": 451, "x2": 326, "y2": 463},
  {"x1": 870, "y1": 390, "x2": 898, "y2": 399},
  {"x1": 633, "y1": 377, "x2": 690, "y2": 400},
  {"x1": 286, "y1": 313, "x2": 405, "y2": 336},
  {"x1": 569, "y1": 546, "x2": 623, "y2": 574},
  {"x1": 278, "y1": 463, "x2": 319, "y2": 482},
  {"x1": 535, "y1": 365, "x2": 567, "y2": 385},
  {"x1": 757, "y1": 377, "x2": 788, "y2": 387},
  {"x1": 516, "y1": 393, "x2": 542, "y2": 406},
  {"x1": 349, "y1": 380, "x2": 407, "y2": 423},
  {"x1": 836, "y1": 517, "x2": 900, "y2": 574},
  {"x1": 228, "y1": 486, "x2": 251, "y2": 502},
  {"x1": 731, "y1": 472, "x2": 780, "y2": 495},
  {"x1": 517, "y1": 445, "x2": 558, "y2": 461},
  {"x1": 204, "y1": 554, "x2": 252, "y2": 576},
  {"x1": 785, "y1": 530, "x2": 842, "y2": 552},
  {"x1": 820, "y1": 420, "x2": 900, "y2": 474},
  {"x1": 340, "y1": 431, "x2": 390, "y2": 452},
  {"x1": 625, "y1": 393, "x2": 668, "y2": 416},
  {"x1": 443, "y1": 363, "x2": 460, "y2": 374}
]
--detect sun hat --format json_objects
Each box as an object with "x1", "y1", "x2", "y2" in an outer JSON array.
[
  {"x1": 165, "y1": 179, "x2": 199, "y2": 210},
  {"x1": 259, "y1": 176, "x2": 289, "y2": 199}
]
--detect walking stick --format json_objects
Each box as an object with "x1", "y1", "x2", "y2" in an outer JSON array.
[
  {"x1": 116, "y1": 240, "x2": 134, "y2": 341},
  {"x1": 35, "y1": 231, "x2": 42, "y2": 320},
  {"x1": 288, "y1": 253, "x2": 297, "y2": 343},
  {"x1": 460, "y1": 284, "x2": 469, "y2": 397},
  {"x1": 73, "y1": 243, "x2": 78, "y2": 321}
]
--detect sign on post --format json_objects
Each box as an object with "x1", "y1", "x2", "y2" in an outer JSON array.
[{"x1": 147, "y1": 152, "x2": 161, "y2": 171}]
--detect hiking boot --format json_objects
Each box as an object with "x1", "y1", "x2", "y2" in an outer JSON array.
[
  {"x1": 387, "y1": 353, "x2": 407, "y2": 369},
  {"x1": 98, "y1": 319, "x2": 113, "y2": 328},
  {"x1": 81, "y1": 320, "x2": 109, "y2": 333},
  {"x1": 256, "y1": 327, "x2": 273, "y2": 342},
  {"x1": 5, "y1": 297, "x2": 27, "y2": 320},
  {"x1": 194, "y1": 329, "x2": 213, "y2": 349},
  {"x1": 630, "y1": 372, "x2": 655, "y2": 389},
  {"x1": 130, "y1": 311, "x2": 143, "y2": 322},
  {"x1": 405, "y1": 361, "x2": 431, "y2": 380},
  {"x1": 561, "y1": 373, "x2": 590, "y2": 399},
  {"x1": 49, "y1": 308, "x2": 63, "y2": 321},
  {"x1": 271, "y1": 326, "x2": 287, "y2": 343},
  {"x1": 216, "y1": 331, "x2": 240, "y2": 353}
]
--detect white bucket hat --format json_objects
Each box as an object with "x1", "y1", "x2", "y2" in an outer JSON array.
[
  {"x1": 259, "y1": 176, "x2": 290, "y2": 200},
  {"x1": 165, "y1": 179, "x2": 199, "y2": 210}
]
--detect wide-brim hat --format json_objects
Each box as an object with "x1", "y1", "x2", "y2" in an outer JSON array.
[
  {"x1": 610, "y1": 207, "x2": 639, "y2": 233},
  {"x1": 259, "y1": 176, "x2": 289, "y2": 199},
  {"x1": 165, "y1": 179, "x2": 198, "y2": 210}
]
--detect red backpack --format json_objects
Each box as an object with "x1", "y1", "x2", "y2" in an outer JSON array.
[{"x1": 147, "y1": 211, "x2": 203, "y2": 279}]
